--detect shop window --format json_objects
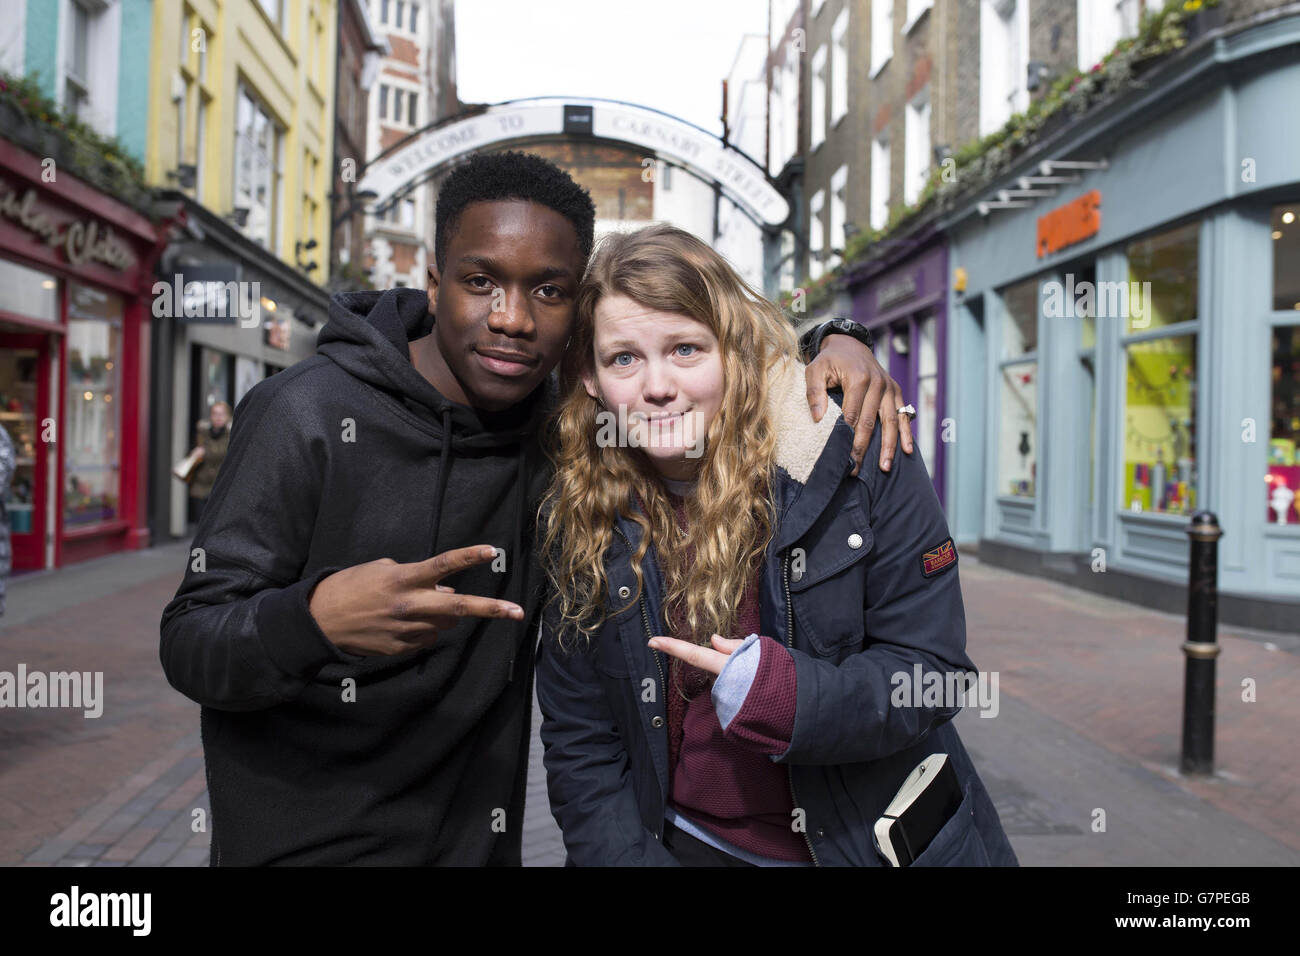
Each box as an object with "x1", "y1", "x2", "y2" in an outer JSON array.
[
  {"x1": 998, "y1": 363, "x2": 1036, "y2": 498},
  {"x1": 64, "y1": 282, "x2": 122, "y2": 529},
  {"x1": 0, "y1": 261, "x2": 59, "y2": 323},
  {"x1": 1268, "y1": 325, "x2": 1300, "y2": 525},
  {"x1": 1001, "y1": 274, "x2": 1038, "y2": 357},
  {"x1": 1125, "y1": 220, "x2": 1198, "y2": 334},
  {"x1": 1121, "y1": 222, "x2": 1199, "y2": 515},
  {"x1": 0, "y1": 350, "x2": 38, "y2": 538},
  {"x1": 997, "y1": 275, "x2": 1041, "y2": 498},
  {"x1": 1272, "y1": 203, "x2": 1300, "y2": 312},
  {"x1": 1122, "y1": 334, "x2": 1197, "y2": 515}
]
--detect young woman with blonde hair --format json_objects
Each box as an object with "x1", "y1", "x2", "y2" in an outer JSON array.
[{"x1": 536, "y1": 222, "x2": 1016, "y2": 867}]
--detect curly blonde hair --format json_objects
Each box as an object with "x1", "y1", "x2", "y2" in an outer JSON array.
[{"x1": 538, "y1": 223, "x2": 799, "y2": 651}]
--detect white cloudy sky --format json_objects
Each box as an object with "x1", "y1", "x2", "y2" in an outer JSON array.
[{"x1": 455, "y1": 0, "x2": 770, "y2": 136}]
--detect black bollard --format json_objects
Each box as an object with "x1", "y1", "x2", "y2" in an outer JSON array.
[{"x1": 1180, "y1": 511, "x2": 1222, "y2": 775}]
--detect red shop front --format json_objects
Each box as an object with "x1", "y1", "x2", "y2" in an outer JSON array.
[{"x1": 0, "y1": 138, "x2": 167, "y2": 571}]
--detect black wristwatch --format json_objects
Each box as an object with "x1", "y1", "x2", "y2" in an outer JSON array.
[{"x1": 799, "y1": 317, "x2": 875, "y2": 361}]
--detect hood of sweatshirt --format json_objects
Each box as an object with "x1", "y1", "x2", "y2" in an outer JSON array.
[{"x1": 316, "y1": 287, "x2": 555, "y2": 639}]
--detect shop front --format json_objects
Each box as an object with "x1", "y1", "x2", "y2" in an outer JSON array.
[
  {"x1": 0, "y1": 137, "x2": 166, "y2": 571},
  {"x1": 846, "y1": 235, "x2": 948, "y2": 504},
  {"x1": 148, "y1": 193, "x2": 326, "y2": 540},
  {"x1": 942, "y1": 12, "x2": 1300, "y2": 629}
]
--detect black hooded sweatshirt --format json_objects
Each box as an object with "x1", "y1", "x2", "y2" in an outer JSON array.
[{"x1": 160, "y1": 288, "x2": 555, "y2": 865}]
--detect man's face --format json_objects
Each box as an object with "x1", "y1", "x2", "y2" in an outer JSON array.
[{"x1": 427, "y1": 199, "x2": 583, "y2": 411}]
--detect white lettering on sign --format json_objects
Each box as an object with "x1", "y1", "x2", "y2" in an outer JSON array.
[
  {"x1": 357, "y1": 99, "x2": 790, "y2": 226},
  {"x1": 0, "y1": 177, "x2": 136, "y2": 271}
]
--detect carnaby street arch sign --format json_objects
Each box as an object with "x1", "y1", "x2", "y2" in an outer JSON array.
[{"x1": 355, "y1": 97, "x2": 791, "y2": 228}]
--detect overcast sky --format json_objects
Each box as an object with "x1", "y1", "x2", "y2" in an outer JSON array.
[{"x1": 455, "y1": 0, "x2": 770, "y2": 136}]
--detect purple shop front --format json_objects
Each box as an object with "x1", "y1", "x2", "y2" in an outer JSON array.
[{"x1": 847, "y1": 239, "x2": 948, "y2": 505}]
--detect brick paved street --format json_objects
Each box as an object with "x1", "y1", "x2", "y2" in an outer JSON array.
[{"x1": 1, "y1": 539, "x2": 1296, "y2": 866}]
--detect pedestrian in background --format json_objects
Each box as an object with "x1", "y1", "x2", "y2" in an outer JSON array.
[
  {"x1": 0, "y1": 423, "x2": 13, "y2": 617},
  {"x1": 187, "y1": 401, "x2": 232, "y2": 523}
]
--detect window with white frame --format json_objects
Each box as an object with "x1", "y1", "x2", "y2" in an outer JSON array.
[
  {"x1": 829, "y1": 165, "x2": 847, "y2": 269},
  {"x1": 979, "y1": 0, "x2": 1028, "y2": 137},
  {"x1": 870, "y1": 135, "x2": 890, "y2": 231},
  {"x1": 904, "y1": 89, "x2": 931, "y2": 205},
  {"x1": 809, "y1": 189, "x2": 825, "y2": 281},
  {"x1": 771, "y1": 55, "x2": 799, "y2": 172},
  {"x1": 871, "y1": 0, "x2": 893, "y2": 78},
  {"x1": 904, "y1": 0, "x2": 933, "y2": 32},
  {"x1": 1077, "y1": 0, "x2": 1145, "y2": 71},
  {"x1": 234, "y1": 85, "x2": 282, "y2": 251},
  {"x1": 779, "y1": 230, "x2": 795, "y2": 293},
  {"x1": 831, "y1": 9, "x2": 848, "y2": 125},
  {"x1": 811, "y1": 44, "x2": 827, "y2": 150},
  {"x1": 63, "y1": 0, "x2": 91, "y2": 118}
]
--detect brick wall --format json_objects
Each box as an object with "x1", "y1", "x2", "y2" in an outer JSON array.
[{"x1": 522, "y1": 141, "x2": 654, "y2": 223}]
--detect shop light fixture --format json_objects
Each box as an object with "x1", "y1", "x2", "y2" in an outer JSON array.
[
  {"x1": 1273, "y1": 231, "x2": 1284, "y2": 240},
  {"x1": 1283, "y1": 210, "x2": 1296, "y2": 224}
]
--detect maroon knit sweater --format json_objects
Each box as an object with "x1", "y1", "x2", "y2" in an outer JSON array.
[{"x1": 662, "y1": 492, "x2": 809, "y2": 862}]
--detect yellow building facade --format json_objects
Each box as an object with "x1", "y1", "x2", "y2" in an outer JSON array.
[{"x1": 145, "y1": 0, "x2": 337, "y2": 281}]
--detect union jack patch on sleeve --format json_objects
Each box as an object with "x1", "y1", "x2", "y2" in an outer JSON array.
[{"x1": 920, "y1": 538, "x2": 957, "y2": 578}]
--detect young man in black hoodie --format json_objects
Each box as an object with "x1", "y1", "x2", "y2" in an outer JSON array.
[{"x1": 160, "y1": 150, "x2": 909, "y2": 865}]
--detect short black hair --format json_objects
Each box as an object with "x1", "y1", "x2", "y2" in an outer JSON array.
[{"x1": 434, "y1": 150, "x2": 596, "y2": 273}]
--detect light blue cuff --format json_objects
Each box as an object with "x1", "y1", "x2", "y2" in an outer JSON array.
[{"x1": 712, "y1": 633, "x2": 762, "y2": 732}]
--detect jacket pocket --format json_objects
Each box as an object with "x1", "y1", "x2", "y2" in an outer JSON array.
[
  {"x1": 906, "y1": 779, "x2": 992, "y2": 867},
  {"x1": 789, "y1": 498, "x2": 873, "y2": 655}
]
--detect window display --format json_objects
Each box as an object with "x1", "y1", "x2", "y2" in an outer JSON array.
[
  {"x1": 998, "y1": 363, "x2": 1037, "y2": 498},
  {"x1": 998, "y1": 276, "x2": 1041, "y2": 498},
  {"x1": 0, "y1": 349, "x2": 38, "y2": 535},
  {"x1": 64, "y1": 282, "x2": 123, "y2": 528},
  {"x1": 1122, "y1": 334, "x2": 1197, "y2": 514},
  {"x1": 1267, "y1": 324, "x2": 1300, "y2": 525}
]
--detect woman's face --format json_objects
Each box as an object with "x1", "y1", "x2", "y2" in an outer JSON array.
[
  {"x1": 210, "y1": 405, "x2": 230, "y2": 429},
  {"x1": 583, "y1": 294, "x2": 723, "y2": 481}
]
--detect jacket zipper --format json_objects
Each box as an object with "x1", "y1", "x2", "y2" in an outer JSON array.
[{"x1": 785, "y1": 547, "x2": 821, "y2": 866}]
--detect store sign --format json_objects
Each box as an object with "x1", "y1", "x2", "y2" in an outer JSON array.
[
  {"x1": 1036, "y1": 190, "x2": 1101, "y2": 258},
  {"x1": 355, "y1": 97, "x2": 790, "y2": 226},
  {"x1": 0, "y1": 176, "x2": 136, "y2": 271},
  {"x1": 875, "y1": 272, "x2": 918, "y2": 311}
]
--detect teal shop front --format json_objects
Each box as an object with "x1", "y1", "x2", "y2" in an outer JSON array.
[{"x1": 941, "y1": 12, "x2": 1300, "y2": 631}]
